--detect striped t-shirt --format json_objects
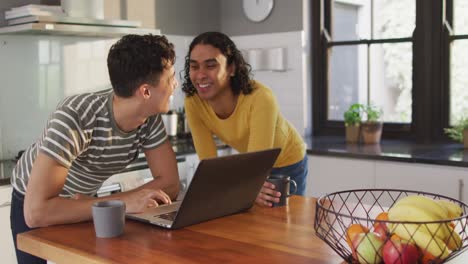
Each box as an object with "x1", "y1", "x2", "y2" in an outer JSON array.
[{"x1": 11, "y1": 89, "x2": 167, "y2": 197}]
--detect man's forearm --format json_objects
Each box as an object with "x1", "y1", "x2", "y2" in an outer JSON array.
[{"x1": 25, "y1": 196, "x2": 106, "y2": 228}]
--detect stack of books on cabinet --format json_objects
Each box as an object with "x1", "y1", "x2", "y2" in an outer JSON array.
[{"x1": 4, "y1": 4, "x2": 64, "y2": 26}]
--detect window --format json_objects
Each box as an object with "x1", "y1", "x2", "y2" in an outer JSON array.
[
  {"x1": 450, "y1": 0, "x2": 468, "y2": 125},
  {"x1": 312, "y1": 0, "x2": 467, "y2": 143}
]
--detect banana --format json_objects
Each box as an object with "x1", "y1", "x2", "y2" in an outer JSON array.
[
  {"x1": 437, "y1": 199, "x2": 463, "y2": 219},
  {"x1": 393, "y1": 195, "x2": 449, "y2": 220},
  {"x1": 388, "y1": 203, "x2": 451, "y2": 240},
  {"x1": 445, "y1": 225, "x2": 463, "y2": 251},
  {"x1": 390, "y1": 223, "x2": 451, "y2": 260}
]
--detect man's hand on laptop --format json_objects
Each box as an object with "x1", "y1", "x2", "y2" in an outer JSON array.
[
  {"x1": 255, "y1": 182, "x2": 281, "y2": 207},
  {"x1": 124, "y1": 189, "x2": 172, "y2": 213}
]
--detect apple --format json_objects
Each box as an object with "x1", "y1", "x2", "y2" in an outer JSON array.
[
  {"x1": 373, "y1": 212, "x2": 389, "y2": 240},
  {"x1": 351, "y1": 232, "x2": 384, "y2": 264},
  {"x1": 373, "y1": 222, "x2": 389, "y2": 240},
  {"x1": 382, "y1": 237, "x2": 420, "y2": 264}
]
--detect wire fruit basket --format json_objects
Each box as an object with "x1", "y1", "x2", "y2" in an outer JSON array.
[{"x1": 314, "y1": 189, "x2": 468, "y2": 264}]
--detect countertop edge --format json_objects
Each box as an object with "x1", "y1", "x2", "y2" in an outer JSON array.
[
  {"x1": 307, "y1": 149, "x2": 468, "y2": 168},
  {"x1": 0, "y1": 140, "x2": 231, "y2": 187},
  {"x1": 305, "y1": 136, "x2": 468, "y2": 168}
]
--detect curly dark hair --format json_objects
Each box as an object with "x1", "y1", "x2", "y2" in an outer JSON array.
[
  {"x1": 107, "y1": 34, "x2": 175, "y2": 98},
  {"x1": 181, "y1": 32, "x2": 253, "y2": 97}
]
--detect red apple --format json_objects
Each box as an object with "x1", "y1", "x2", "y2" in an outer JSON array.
[
  {"x1": 352, "y1": 232, "x2": 384, "y2": 264},
  {"x1": 373, "y1": 222, "x2": 389, "y2": 240},
  {"x1": 373, "y1": 212, "x2": 389, "y2": 240},
  {"x1": 382, "y1": 237, "x2": 420, "y2": 264}
]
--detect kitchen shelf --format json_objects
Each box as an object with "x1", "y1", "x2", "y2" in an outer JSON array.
[
  {"x1": 6, "y1": 15, "x2": 142, "y2": 28},
  {"x1": 0, "y1": 22, "x2": 161, "y2": 38}
]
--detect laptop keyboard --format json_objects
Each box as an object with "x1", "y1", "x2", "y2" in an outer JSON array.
[{"x1": 157, "y1": 211, "x2": 178, "y2": 221}]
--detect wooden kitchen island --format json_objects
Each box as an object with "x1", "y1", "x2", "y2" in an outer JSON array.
[{"x1": 17, "y1": 196, "x2": 342, "y2": 263}]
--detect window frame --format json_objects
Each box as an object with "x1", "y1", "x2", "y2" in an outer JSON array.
[{"x1": 311, "y1": 0, "x2": 455, "y2": 143}]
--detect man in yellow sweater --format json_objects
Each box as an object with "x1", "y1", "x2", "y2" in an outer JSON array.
[{"x1": 182, "y1": 32, "x2": 307, "y2": 207}]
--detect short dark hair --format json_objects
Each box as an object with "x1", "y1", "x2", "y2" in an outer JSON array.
[
  {"x1": 107, "y1": 34, "x2": 175, "y2": 98},
  {"x1": 182, "y1": 32, "x2": 253, "y2": 97}
]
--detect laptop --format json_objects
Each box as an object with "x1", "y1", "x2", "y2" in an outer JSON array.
[{"x1": 126, "y1": 148, "x2": 281, "y2": 229}]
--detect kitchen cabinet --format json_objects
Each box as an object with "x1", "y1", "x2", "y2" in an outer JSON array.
[
  {"x1": 306, "y1": 155, "x2": 375, "y2": 198},
  {"x1": 375, "y1": 161, "x2": 467, "y2": 202},
  {"x1": 184, "y1": 153, "x2": 199, "y2": 187},
  {"x1": 0, "y1": 186, "x2": 16, "y2": 264},
  {"x1": 306, "y1": 154, "x2": 468, "y2": 204}
]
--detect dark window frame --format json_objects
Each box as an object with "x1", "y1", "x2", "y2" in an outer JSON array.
[{"x1": 311, "y1": 0, "x2": 458, "y2": 144}]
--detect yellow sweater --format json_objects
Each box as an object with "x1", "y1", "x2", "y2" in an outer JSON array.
[{"x1": 184, "y1": 81, "x2": 305, "y2": 168}]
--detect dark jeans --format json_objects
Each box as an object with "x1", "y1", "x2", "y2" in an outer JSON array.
[
  {"x1": 10, "y1": 189, "x2": 47, "y2": 264},
  {"x1": 270, "y1": 155, "x2": 308, "y2": 196}
]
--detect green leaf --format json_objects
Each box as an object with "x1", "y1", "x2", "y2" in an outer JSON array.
[
  {"x1": 343, "y1": 103, "x2": 363, "y2": 126},
  {"x1": 444, "y1": 117, "x2": 468, "y2": 142}
]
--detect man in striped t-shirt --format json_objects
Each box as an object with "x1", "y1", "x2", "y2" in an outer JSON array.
[{"x1": 10, "y1": 35, "x2": 180, "y2": 264}]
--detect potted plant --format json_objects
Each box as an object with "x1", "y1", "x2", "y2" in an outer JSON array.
[
  {"x1": 361, "y1": 104, "x2": 383, "y2": 144},
  {"x1": 344, "y1": 103, "x2": 363, "y2": 143},
  {"x1": 444, "y1": 117, "x2": 468, "y2": 148}
]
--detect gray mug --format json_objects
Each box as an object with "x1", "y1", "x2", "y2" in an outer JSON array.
[
  {"x1": 266, "y1": 174, "x2": 297, "y2": 207},
  {"x1": 92, "y1": 200, "x2": 126, "y2": 238}
]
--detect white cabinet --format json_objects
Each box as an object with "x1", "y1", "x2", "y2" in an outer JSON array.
[
  {"x1": 184, "y1": 153, "x2": 199, "y2": 187},
  {"x1": 306, "y1": 155, "x2": 468, "y2": 204},
  {"x1": 0, "y1": 186, "x2": 17, "y2": 264},
  {"x1": 306, "y1": 155, "x2": 375, "y2": 198},
  {"x1": 375, "y1": 161, "x2": 467, "y2": 202},
  {"x1": 176, "y1": 159, "x2": 189, "y2": 191},
  {"x1": 217, "y1": 148, "x2": 233, "y2": 157}
]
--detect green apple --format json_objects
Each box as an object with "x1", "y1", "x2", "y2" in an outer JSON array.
[{"x1": 351, "y1": 232, "x2": 384, "y2": 264}]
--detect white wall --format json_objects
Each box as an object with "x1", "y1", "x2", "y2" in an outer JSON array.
[
  {"x1": 0, "y1": 31, "x2": 308, "y2": 163},
  {"x1": 165, "y1": 35, "x2": 194, "y2": 110},
  {"x1": 0, "y1": 35, "x2": 117, "y2": 161},
  {"x1": 232, "y1": 31, "x2": 308, "y2": 136},
  {"x1": 0, "y1": 34, "x2": 192, "y2": 161}
]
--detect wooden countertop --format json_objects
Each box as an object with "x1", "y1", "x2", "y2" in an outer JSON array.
[{"x1": 17, "y1": 196, "x2": 342, "y2": 263}]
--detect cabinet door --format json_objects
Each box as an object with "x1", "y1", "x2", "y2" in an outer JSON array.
[
  {"x1": 306, "y1": 155, "x2": 375, "y2": 198},
  {"x1": 185, "y1": 154, "x2": 200, "y2": 185},
  {"x1": 375, "y1": 161, "x2": 465, "y2": 202},
  {"x1": 177, "y1": 159, "x2": 188, "y2": 191},
  {"x1": 217, "y1": 148, "x2": 232, "y2": 157},
  {"x1": 0, "y1": 186, "x2": 17, "y2": 264}
]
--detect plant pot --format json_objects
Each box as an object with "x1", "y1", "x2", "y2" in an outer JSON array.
[
  {"x1": 464, "y1": 129, "x2": 468, "y2": 149},
  {"x1": 361, "y1": 122, "x2": 383, "y2": 144},
  {"x1": 345, "y1": 125, "x2": 360, "y2": 143}
]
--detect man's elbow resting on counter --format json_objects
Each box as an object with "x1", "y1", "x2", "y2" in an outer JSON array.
[{"x1": 24, "y1": 205, "x2": 50, "y2": 228}]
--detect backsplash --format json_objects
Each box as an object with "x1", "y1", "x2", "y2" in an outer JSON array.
[
  {"x1": 0, "y1": 35, "x2": 117, "y2": 160},
  {"x1": 232, "y1": 31, "x2": 309, "y2": 136},
  {"x1": 0, "y1": 34, "x2": 190, "y2": 160},
  {"x1": 0, "y1": 31, "x2": 308, "y2": 160}
]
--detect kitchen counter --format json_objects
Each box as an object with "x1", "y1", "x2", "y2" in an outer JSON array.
[
  {"x1": 17, "y1": 196, "x2": 342, "y2": 264},
  {"x1": 306, "y1": 136, "x2": 468, "y2": 168},
  {"x1": 121, "y1": 136, "x2": 228, "y2": 173},
  {"x1": 0, "y1": 136, "x2": 228, "y2": 187}
]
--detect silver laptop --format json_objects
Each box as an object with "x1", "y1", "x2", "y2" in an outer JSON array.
[{"x1": 126, "y1": 148, "x2": 281, "y2": 229}]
